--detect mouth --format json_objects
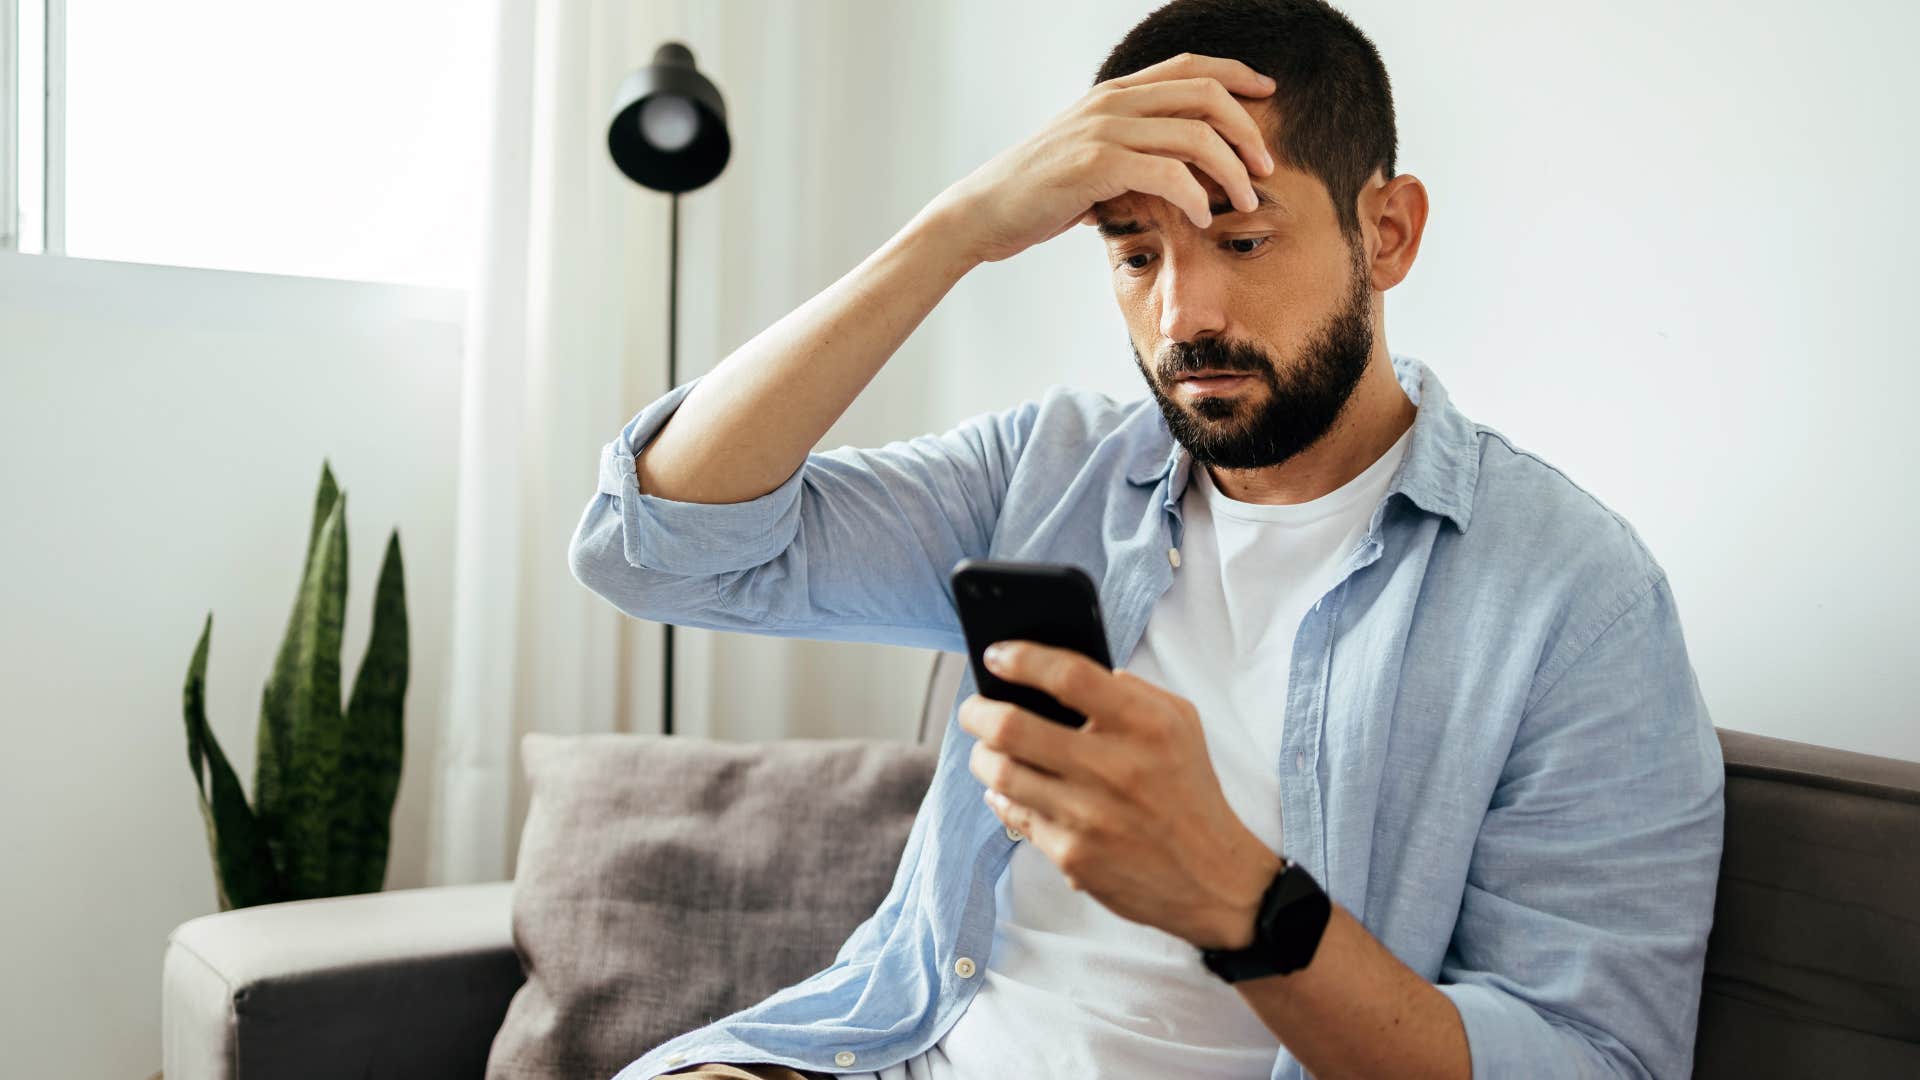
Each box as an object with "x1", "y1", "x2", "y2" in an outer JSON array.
[{"x1": 1174, "y1": 370, "x2": 1252, "y2": 393}]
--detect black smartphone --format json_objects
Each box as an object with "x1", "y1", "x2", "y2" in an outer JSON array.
[{"x1": 950, "y1": 558, "x2": 1113, "y2": 728}]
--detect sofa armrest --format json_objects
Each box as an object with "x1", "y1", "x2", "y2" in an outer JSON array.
[{"x1": 162, "y1": 882, "x2": 523, "y2": 1080}]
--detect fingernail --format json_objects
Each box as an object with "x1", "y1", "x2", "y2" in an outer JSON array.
[{"x1": 984, "y1": 643, "x2": 1007, "y2": 668}]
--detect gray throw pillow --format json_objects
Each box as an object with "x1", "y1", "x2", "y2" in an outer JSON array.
[{"x1": 485, "y1": 732, "x2": 939, "y2": 1080}]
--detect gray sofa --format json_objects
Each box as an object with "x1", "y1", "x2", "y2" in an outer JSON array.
[{"x1": 162, "y1": 653, "x2": 1920, "y2": 1078}]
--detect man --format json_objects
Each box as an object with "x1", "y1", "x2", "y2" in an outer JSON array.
[{"x1": 568, "y1": 1, "x2": 1725, "y2": 1077}]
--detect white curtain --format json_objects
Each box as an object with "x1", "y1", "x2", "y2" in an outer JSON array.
[
  {"x1": 430, "y1": 0, "x2": 685, "y2": 885},
  {"x1": 427, "y1": 0, "x2": 1064, "y2": 884}
]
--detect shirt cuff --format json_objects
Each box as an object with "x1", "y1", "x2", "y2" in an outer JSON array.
[{"x1": 596, "y1": 376, "x2": 807, "y2": 574}]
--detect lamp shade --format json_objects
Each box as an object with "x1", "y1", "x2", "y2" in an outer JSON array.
[{"x1": 607, "y1": 42, "x2": 731, "y2": 193}]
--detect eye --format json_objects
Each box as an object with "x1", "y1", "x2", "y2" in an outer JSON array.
[{"x1": 1113, "y1": 236, "x2": 1271, "y2": 276}]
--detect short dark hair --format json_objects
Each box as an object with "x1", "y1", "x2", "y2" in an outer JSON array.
[{"x1": 1092, "y1": 0, "x2": 1397, "y2": 239}]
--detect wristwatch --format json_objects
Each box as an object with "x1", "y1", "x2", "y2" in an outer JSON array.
[{"x1": 1199, "y1": 858, "x2": 1331, "y2": 982}]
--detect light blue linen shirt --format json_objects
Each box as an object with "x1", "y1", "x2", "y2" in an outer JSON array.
[{"x1": 568, "y1": 353, "x2": 1725, "y2": 1080}]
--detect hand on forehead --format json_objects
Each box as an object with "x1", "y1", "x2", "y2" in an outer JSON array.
[{"x1": 1093, "y1": 96, "x2": 1283, "y2": 226}]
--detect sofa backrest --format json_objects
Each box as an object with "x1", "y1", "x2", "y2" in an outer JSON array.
[
  {"x1": 921, "y1": 652, "x2": 1920, "y2": 1071},
  {"x1": 919, "y1": 650, "x2": 968, "y2": 745},
  {"x1": 1696, "y1": 728, "x2": 1920, "y2": 1076}
]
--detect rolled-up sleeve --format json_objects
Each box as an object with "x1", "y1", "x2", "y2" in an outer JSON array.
[
  {"x1": 1438, "y1": 574, "x2": 1726, "y2": 1079},
  {"x1": 567, "y1": 376, "x2": 1042, "y2": 651},
  {"x1": 588, "y1": 378, "x2": 810, "y2": 574}
]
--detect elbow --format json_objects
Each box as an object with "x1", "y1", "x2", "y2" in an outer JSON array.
[
  {"x1": 565, "y1": 501, "x2": 724, "y2": 626},
  {"x1": 566, "y1": 532, "x2": 598, "y2": 593},
  {"x1": 566, "y1": 503, "x2": 629, "y2": 601}
]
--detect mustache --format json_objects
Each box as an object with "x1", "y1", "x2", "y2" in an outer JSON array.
[{"x1": 1159, "y1": 341, "x2": 1266, "y2": 381}]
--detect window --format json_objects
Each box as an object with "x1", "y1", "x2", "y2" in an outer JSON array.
[{"x1": 4, "y1": 0, "x2": 489, "y2": 288}]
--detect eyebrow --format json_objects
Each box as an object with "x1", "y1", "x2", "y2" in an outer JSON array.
[{"x1": 1097, "y1": 187, "x2": 1288, "y2": 239}]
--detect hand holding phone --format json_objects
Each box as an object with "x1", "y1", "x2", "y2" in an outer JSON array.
[{"x1": 950, "y1": 558, "x2": 1113, "y2": 728}]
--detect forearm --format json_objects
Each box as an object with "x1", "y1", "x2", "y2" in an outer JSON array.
[
  {"x1": 634, "y1": 200, "x2": 982, "y2": 505},
  {"x1": 1232, "y1": 903, "x2": 1470, "y2": 1080}
]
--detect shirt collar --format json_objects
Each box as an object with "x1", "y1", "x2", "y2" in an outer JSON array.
[{"x1": 1122, "y1": 353, "x2": 1479, "y2": 534}]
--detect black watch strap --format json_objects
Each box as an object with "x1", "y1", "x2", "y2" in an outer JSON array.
[{"x1": 1199, "y1": 859, "x2": 1331, "y2": 982}]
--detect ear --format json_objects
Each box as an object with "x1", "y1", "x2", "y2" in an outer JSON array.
[{"x1": 1361, "y1": 172, "x2": 1429, "y2": 292}]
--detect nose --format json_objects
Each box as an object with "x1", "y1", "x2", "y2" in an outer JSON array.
[{"x1": 1156, "y1": 250, "x2": 1230, "y2": 343}]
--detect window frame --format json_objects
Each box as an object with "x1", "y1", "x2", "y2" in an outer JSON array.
[
  {"x1": 3, "y1": 0, "x2": 63, "y2": 254},
  {"x1": 3, "y1": 0, "x2": 17, "y2": 251},
  {"x1": 43, "y1": 0, "x2": 63, "y2": 253}
]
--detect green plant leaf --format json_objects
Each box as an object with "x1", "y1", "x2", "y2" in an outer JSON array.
[
  {"x1": 329, "y1": 529, "x2": 409, "y2": 894},
  {"x1": 276, "y1": 491, "x2": 349, "y2": 899},
  {"x1": 183, "y1": 614, "x2": 219, "y2": 893},
  {"x1": 305, "y1": 460, "x2": 339, "y2": 576},
  {"x1": 256, "y1": 461, "x2": 340, "y2": 883},
  {"x1": 185, "y1": 615, "x2": 212, "y2": 813},
  {"x1": 183, "y1": 613, "x2": 282, "y2": 910}
]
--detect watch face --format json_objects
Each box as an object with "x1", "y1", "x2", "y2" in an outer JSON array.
[
  {"x1": 1200, "y1": 861, "x2": 1329, "y2": 982},
  {"x1": 1259, "y1": 861, "x2": 1331, "y2": 974}
]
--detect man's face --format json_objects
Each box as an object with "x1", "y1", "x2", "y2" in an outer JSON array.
[{"x1": 1094, "y1": 99, "x2": 1379, "y2": 472}]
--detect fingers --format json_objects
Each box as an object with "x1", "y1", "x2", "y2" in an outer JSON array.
[
  {"x1": 984, "y1": 641, "x2": 1142, "y2": 726},
  {"x1": 1101, "y1": 76, "x2": 1274, "y2": 187},
  {"x1": 1090, "y1": 147, "x2": 1205, "y2": 227},
  {"x1": 959, "y1": 693, "x2": 1080, "y2": 778},
  {"x1": 1102, "y1": 51, "x2": 1276, "y2": 101},
  {"x1": 1099, "y1": 114, "x2": 1261, "y2": 215},
  {"x1": 974, "y1": 748, "x2": 1072, "y2": 829}
]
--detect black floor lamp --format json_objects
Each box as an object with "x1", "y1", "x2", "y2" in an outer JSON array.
[{"x1": 607, "y1": 42, "x2": 732, "y2": 736}]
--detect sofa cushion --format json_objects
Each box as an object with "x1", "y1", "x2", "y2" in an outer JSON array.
[
  {"x1": 485, "y1": 733, "x2": 939, "y2": 1080},
  {"x1": 1696, "y1": 728, "x2": 1920, "y2": 1077}
]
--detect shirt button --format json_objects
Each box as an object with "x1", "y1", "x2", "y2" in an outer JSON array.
[
  {"x1": 1005, "y1": 823, "x2": 1023, "y2": 842},
  {"x1": 1295, "y1": 751, "x2": 1307, "y2": 771},
  {"x1": 1168, "y1": 546, "x2": 1181, "y2": 568},
  {"x1": 955, "y1": 956, "x2": 978, "y2": 978},
  {"x1": 664, "y1": 1052, "x2": 685, "y2": 1065},
  {"x1": 835, "y1": 1051, "x2": 857, "y2": 1066}
]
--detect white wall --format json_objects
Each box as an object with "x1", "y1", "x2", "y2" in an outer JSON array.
[
  {"x1": 1353, "y1": 0, "x2": 1920, "y2": 764},
  {"x1": 661, "y1": 0, "x2": 1918, "y2": 764},
  {"x1": 0, "y1": 253, "x2": 463, "y2": 1078}
]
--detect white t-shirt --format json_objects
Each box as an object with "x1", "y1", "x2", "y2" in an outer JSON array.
[{"x1": 858, "y1": 423, "x2": 1414, "y2": 1079}]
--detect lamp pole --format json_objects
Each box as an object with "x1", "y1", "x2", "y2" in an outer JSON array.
[
  {"x1": 607, "y1": 42, "x2": 731, "y2": 737},
  {"x1": 662, "y1": 189, "x2": 678, "y2": 733}
]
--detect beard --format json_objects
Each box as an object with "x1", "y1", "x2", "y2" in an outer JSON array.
[{"x1": 1132, "y1": 236, "x2": 1375, "y2": 472}]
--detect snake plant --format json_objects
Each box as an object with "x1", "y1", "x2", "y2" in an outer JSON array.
[{"x1": 180, "y1": 460, "x2": 409, "y2": 910}]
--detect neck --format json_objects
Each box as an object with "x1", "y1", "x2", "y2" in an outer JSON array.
[{"x1": 1204, "y1": 352, "x2": 1417, "y2": 505}]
